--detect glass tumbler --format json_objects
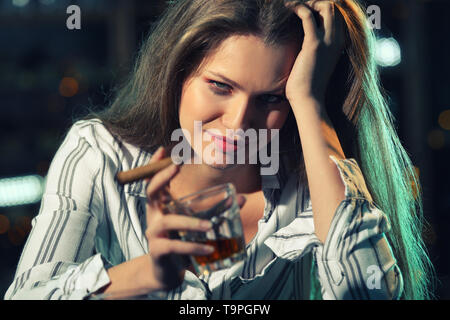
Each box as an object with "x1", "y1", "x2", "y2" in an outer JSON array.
[{"x1": 164, "y1": 183, "x2": 246, "y2": 276}]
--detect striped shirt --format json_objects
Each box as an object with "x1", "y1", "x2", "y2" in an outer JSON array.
[{"x1": 4, "y1": 119, "x2": 403, "y2": 300}]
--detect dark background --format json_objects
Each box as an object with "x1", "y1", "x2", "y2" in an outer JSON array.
[{"x1": 0, "y1": 0, "x2": 449, "y2": 299}]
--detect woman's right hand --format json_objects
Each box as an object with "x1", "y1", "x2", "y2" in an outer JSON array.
[{"x1": 144, "y1": 147, "x2": 215, "y2": 291}]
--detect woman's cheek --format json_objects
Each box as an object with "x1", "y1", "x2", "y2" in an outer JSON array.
[{"x1": 180, "y1": 85, "x2": 222, "y2": 127}]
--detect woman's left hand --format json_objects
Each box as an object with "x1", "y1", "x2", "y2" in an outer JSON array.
[{"x1": 284, "y1": 0, "x2": 345, "y2": 106}]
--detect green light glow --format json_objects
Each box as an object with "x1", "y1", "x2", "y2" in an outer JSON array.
[{"x1": 0, "y1": 175, "x2": 45, "y2": 207}]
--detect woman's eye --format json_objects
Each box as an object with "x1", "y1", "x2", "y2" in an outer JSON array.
[
  {"x1": 207, "y1": 80, "x2": 286, "y2": 105},
  {"x1": 208, "y1": 80, "x2": 230, "y2": 92},
  {"x1": 259, "y1": 94, "x2": 286, "y2": 105}
]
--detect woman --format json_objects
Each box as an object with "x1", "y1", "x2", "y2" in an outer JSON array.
[{"x1": 5, "y1": 0, "x2": 435, "y2": 300}]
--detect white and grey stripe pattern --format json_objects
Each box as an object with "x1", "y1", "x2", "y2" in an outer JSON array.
[{"x1": 4, "y1": 119, "x2": 403, "y2": 300}]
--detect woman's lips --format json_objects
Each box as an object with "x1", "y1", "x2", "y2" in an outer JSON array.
[
  {"x1": 213, "y1": 135, "x2": 238, "y2": 152},
  {"x1": 204, "y1": 130, "x2": 243, "y2": 153}
]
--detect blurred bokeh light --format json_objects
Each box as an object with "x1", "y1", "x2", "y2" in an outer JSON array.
[
  {"x1": 0, "y1": 175, "x2": 45, "y2": 207},
  {"x1": 375, "y1": 37, "x2": 402, "y2": 67}
]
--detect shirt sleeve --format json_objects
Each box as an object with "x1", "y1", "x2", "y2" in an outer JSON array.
[
  {"x1": 312, "y1": 155, "x2": 404, "y2": 300},
  {"x1": 4, "y1": 122, "x2": 111, "y2": 300}
]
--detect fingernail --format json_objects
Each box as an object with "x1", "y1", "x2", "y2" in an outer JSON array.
[
  {"x1": 202, "y1": 245, "x2": 215, "y2": 253},
  {"x1": 200, "y1": 220, "x2": 212, "y2": 230}
]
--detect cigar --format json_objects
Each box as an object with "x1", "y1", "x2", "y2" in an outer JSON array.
[{"x1": 116, "y1": 156, "x2": 174, "y2": 184}]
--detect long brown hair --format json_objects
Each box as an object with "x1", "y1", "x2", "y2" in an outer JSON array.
[{"x1": 82, "y1": 0, "x2": 435, "y2": 299}]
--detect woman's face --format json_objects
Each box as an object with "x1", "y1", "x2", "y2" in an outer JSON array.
[{"x1": 178, "y1": 34, "x2": 298, "y2": 170}]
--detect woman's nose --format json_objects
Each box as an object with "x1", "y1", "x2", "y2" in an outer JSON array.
[{"x1": 221, "y1": 97, "x2": 254, "y2": 130}]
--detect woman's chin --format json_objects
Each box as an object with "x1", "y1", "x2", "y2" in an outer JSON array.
[
  {"x1": 204, "y1": 161, "x2": 238, "y2": 171},
  {"x1": 190, "y1": 148, "x2": 253, "y2": 170},
  {"x1": 201, "y1": 153, "x2": 238, "y2": 170}
]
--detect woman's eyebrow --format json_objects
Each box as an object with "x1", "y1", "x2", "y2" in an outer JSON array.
[{"x1": 205, "y1": 71, "x2": 287, "y2": 93}]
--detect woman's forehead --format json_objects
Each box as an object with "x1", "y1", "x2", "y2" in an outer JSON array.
[{"x1": 196, "y1": 34, "x2": 297, "y2": 91}]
